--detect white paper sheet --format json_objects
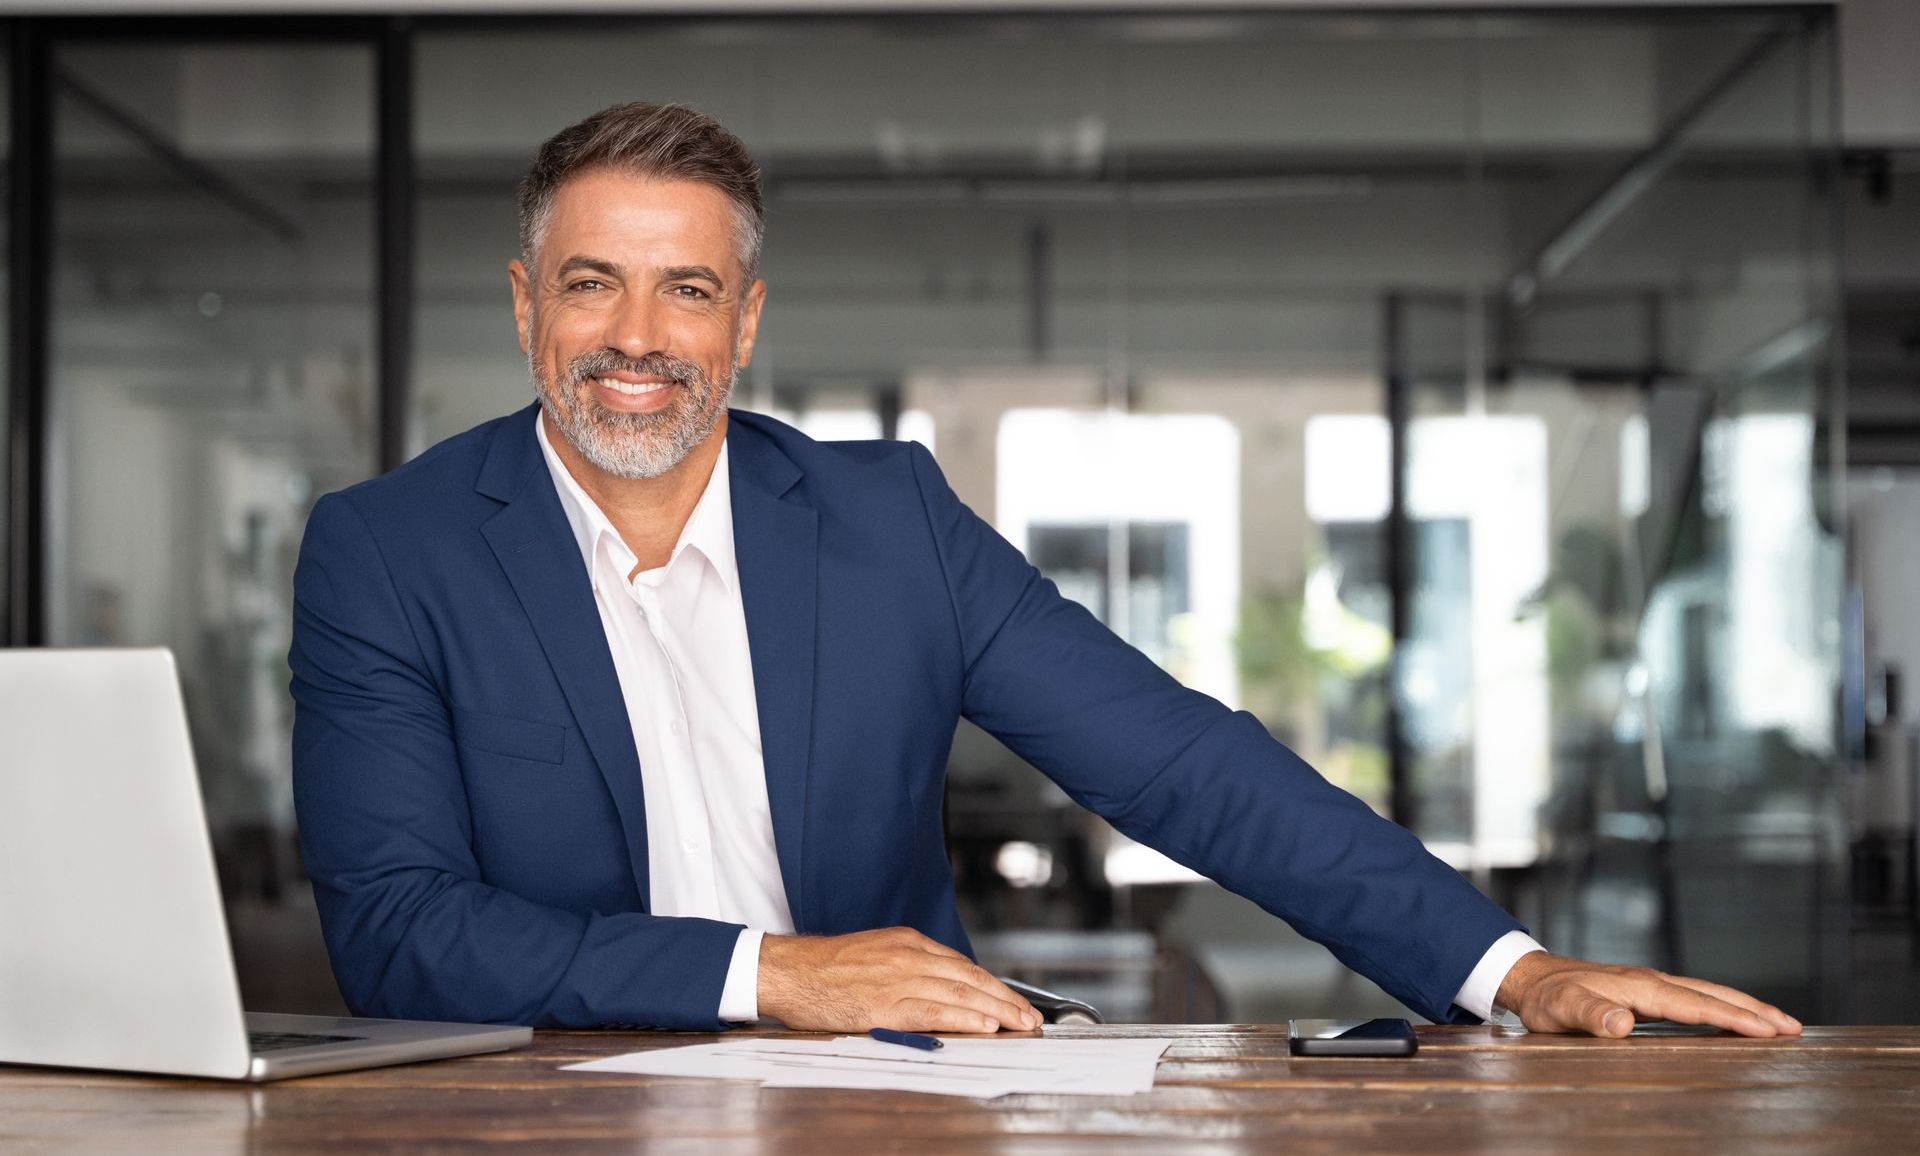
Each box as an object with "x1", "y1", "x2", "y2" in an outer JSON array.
[{"x1": 562, "y1": 1035, "x2": 1174, "y2": 1099}]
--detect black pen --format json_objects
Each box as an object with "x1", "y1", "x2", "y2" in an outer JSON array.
[{"x1": 868, "y1": 1027, "x2": 943, "y2": 1051}]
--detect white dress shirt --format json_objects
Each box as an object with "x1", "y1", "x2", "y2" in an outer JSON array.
[
  {"x1": 1455, "y1": 930, "x2": 1544, "y2": 1021},
  {"x1": 537, "y1": 413, "x2": 1543, "y2": 1024},
  {"x1": 539, "y1": 415, "x2": 790, "y2": 1022}
]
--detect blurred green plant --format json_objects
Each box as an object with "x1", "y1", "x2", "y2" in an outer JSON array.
[
  {"x1": 1236, "y1": 583, "x2": 1392, "y2": 809},
  {"x1": 1235, "y1": 590, "x2": 1329, "y2": 721}
]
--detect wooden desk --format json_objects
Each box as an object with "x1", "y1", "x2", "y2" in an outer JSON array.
[{"x1": 5, "y1": 1025, "x2": 1918, "y2": 1154}]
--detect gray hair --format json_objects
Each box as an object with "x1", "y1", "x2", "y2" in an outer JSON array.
[{"x1": 518, "y1": 102, "x2": 765, "y2": 282}]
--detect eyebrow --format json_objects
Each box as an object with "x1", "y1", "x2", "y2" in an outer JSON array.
[
  {"x1": 553, "y1": 255, "x2": 623, "y2": 281},
  {"x1": 660, "y1": 264, "x2": 726, "y2": 291}
]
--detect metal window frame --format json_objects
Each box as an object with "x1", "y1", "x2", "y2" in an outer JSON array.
[{"x1": 6, "y1": 20, "x2": 49, "y2": 646}]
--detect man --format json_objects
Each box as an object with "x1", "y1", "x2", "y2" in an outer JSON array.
[{"x1": 291, "y1": 102, "x2": 1800, "y2": 1040}]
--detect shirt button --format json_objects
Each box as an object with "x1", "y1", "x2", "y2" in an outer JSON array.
[
  {"x1": 682, "y1": 840, "x2": 701, "y2": 854},
  {"x1": 670, "y1": 718, "x2": 685, "y2": 737}
]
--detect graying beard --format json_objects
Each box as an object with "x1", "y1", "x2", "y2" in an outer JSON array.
[{"x1": 531, "y1": 348, "x2": 732, "y2": 480}]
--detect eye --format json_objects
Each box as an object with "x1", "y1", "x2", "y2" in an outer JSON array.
[
  {"x1": 669, "y1": 284, "x2": 713, "y2": 300},
  {"x1": 565, "y1": 278, "x2": 607, "y2": 293}
]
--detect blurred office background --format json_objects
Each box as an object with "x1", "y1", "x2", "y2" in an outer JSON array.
[{"x1": 5, "y1": 0, "x2": 1918, "y2": 1026}]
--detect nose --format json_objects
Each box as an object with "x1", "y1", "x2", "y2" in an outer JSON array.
[{"x1": 600, "y1": 288, "x2": 670, "y2": 361}]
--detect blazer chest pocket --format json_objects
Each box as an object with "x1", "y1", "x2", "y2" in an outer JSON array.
[{"x1": 453, "y1": 705, "x2": 567, "y2": 765}]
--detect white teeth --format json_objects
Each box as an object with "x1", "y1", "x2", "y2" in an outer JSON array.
[{"x1": 595, "y1": 377, "x2": 672, "y2": 396}]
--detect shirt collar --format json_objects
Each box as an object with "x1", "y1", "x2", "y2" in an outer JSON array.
[{"x1": 534, "y1": 410, "x2": 738, "y2": 592}]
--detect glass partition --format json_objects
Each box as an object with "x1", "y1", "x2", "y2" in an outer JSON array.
[
  {"x1": 1398, "y1": 12, "x2": 1845, "y2": 1014},
  {"x1": 46, "y1": 40, "x2": 377, "y2": 1013}
]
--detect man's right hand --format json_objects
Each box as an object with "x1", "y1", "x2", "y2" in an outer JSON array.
[{"x1": 757, "y1": 927, "x2": 1043, "y2": 1033}]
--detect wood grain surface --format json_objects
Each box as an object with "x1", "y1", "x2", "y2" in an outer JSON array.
[{"x1": 5, "y1": 1024, "x2": 1918, "y2": 1154}]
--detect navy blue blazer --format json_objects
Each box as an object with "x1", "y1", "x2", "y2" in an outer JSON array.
[{"x1": 290, "y1": 404, "x2": 1523, "y2": 1030}]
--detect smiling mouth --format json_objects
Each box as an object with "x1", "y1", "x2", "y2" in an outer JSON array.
[{"x1": 593, "y1": 376, "x2": 678, "y2": 397}]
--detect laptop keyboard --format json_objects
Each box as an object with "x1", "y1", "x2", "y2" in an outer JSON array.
[{"x1": 248, "y1": 1030, "x2": 365, "y2": 1053}]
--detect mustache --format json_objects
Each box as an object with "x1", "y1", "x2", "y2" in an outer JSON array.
[{"x1": 564, "y1": 349, "x2": 708, "y2": 390}]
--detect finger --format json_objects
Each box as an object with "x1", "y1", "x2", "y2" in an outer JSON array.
[
  {"x1": 881, "y1": 997, "x2": 1000, "y2": 1034},
  {"x1": 873, "y1": 930, "x2": 1042, "y2": 1030},
  {"x1": 1630, "y1": 977, "x2": 1779, "y2": 1038},
  {"x1": 1658, "y1": 974, "x2": 1802, "y2": 1034},
  {"x1": 910, "y1": 976, "x2": 1035, "y2": 1032},
  {"x1": 1561, "y1": 988, "x2": 1635, "y2": 1038},
  {"x1": 921, "y1": 955, "x2": 1043, "y2": 1029},
  {"x1": 900, "y1": 935, "x2": 1042, "y2": 1029}
]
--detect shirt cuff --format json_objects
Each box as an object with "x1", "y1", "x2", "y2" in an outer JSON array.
[
  {"x1": 718, "y1": 928, "x2": 765, "y2": 1024},
  {"x1": 1452, "y1": 930, "x2": 1546, "y2": 1022}
]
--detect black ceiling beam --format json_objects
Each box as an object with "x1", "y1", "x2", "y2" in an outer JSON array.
[{"x1": 376, "y1": 17, "x2": 416, "y2": 474}]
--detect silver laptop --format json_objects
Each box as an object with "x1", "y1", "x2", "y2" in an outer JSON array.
[{"x1": 0, "y1": 648, "x2": 532, "y2": 1081}]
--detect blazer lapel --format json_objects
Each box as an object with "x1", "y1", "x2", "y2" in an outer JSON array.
[
  {"x1": 727, "y1": 418, "x2": 818, "y2": 931},
  {"x1": 476, "y1": 408, "x2": 653, "y2": 904}
]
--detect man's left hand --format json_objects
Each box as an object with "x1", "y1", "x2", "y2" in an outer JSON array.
[{"x1": 1496, "y1": 952, "x2": 1803, "y2": 1038}]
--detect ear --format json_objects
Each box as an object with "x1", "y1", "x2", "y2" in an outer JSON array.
[
  {"x1": 734, "y1": 278, "x2": 767, "y2": 370},
  {"x1": 508, "y1": 258, "x2": 534, "y2": 354}
]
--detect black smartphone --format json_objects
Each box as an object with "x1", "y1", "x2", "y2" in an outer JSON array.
[{"x1": 1288, "y1": 1018, "x2": 1418, "y2": 1057}]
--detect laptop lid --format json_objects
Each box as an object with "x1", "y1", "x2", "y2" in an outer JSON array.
[{"x1": 0, "y1": 648, "x2": 253, "y2": 1079}]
